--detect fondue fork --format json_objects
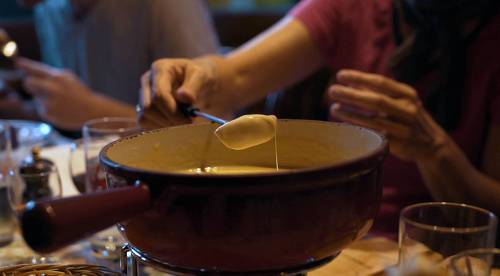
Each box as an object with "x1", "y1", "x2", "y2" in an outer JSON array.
[{"x1": 181, "y1": 105, "x2": 227, "y2": 125}]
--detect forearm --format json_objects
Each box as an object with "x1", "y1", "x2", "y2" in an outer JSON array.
[
  {"x1": 16, "y1": 57, "x2": 137, "y2": 130},
  {"x1": 62, "y1": 93, "x2": 135, "y2": 130},
  {"x1": 202, "y1": 17, "x2": 324, "y2": 114},
  {"x1": 88, "y1": 93, "x2": 136, "y2": 120},
  {"x1": 417, "y1": 142, "x2": 500, "y2": 214},
  {"x1": 0, "y1": 98, "x2": 39, "y2": 120},
  {"x1": 325, "y1": 69, "x2": 500, "y2": 213}
]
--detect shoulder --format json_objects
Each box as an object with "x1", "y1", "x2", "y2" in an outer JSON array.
[
  {"x1": 148, "y1": 0, "x2": 209, "y2": 14},
  {"x1": 33, "y1": 0, "x2": 70, "y2": 19},
  {"x1": 288, "y1": 0, "x2": 394, "y2": 67},
  {"x1": 34, "y1": 0, "x2": 66, "y2": 10},
  {"x1": 290, "y1": 0, "x2": 392, "y2": 20},
  {"x1": 290, "y1": 0, "x2": 393, "y2": 38},
  {"x1": 469, "y1": 13, "x2": 500, "y2": 82},
  {"x1": 475, "y1": 13, "x2": 500, "y2": 53},
  {"x1": 472, "y1": 14, "x2": 500, "y2": 117}
]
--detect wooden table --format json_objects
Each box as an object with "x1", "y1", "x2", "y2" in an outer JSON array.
[
  {"x1": 311, "y1": 238, "x2": 398, "y2": 275},
  {"x1": 0, "y1": 231, "x2": 398, "y2": 276}
]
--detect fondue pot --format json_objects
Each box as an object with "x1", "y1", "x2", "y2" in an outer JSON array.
[{"x1": 21, "y1": 120, "x2": 387, "y2": 275}]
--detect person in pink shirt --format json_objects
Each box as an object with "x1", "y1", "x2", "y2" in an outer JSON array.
[{"x1": 140, "y1": 0, "x2": 500, "y2": 237}]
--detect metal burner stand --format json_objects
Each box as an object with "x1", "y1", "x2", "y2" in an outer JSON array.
[{"x1": 120, "y1": 244, "x2": 335, "y2": 276}]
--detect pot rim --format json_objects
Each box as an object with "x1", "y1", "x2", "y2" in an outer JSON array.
[{"x1": 99, "y1": 120, "x2": 388, "y2": 183}]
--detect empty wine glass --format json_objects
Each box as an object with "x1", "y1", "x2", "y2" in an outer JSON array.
[
  {"x1": 0, "y1": 121, "x2": 62, "y2": 264},
  {"x1": 10, "y1": 165, "x2": 62, "y2": 265},
  {"x1": 0, "y1": 121, "x2": 16, "y2": 247},
  {"x1": 80, "y1": 117, "x2": 140, "y2": 260}
]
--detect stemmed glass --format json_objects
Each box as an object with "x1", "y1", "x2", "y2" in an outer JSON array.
[
  {"x1": 0, "y1": 120, "x2": 62, "y2": 265},
  {"x1": 12, "y1": 166, "x2": 62, "y2": 265},
  {"x1": 0, "y1": 121, "x2": 16, "y2": 247},
  {"x1": 70, "y1": 117, "x2": 140, "y2": 259}
]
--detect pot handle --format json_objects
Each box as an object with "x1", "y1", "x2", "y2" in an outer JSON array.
[{"x1": 20, "y1": 182, "x2": 151, "y2": 253}]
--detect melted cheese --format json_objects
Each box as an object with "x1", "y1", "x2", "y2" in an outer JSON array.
[
  {"x1": 214, "y1": 115, "x2": 277, "y2": 150},
  {"x1": 178, "y1": 165, "x2": 286, "y2": 175}
]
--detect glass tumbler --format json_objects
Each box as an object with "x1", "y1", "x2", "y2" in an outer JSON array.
[{"x1": 399, "y1": 202, "x2": 497, "y2": 274}]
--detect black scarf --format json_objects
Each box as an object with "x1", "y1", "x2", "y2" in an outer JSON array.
[{"x1": 389, "y1": 0, "x2": 499, "y2": 130}]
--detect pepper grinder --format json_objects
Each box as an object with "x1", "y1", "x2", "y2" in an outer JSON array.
[{"x1": 19, "y1": 147, "x2": 55, "y2": 202}]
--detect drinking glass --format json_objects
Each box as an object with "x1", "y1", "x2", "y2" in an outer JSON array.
[
  {"x1": 0, "y1": 121, "x2": 62, "y2": 264},
  {"x1": 9, "y1": 166, "x2": 62, "y2": 265},
  {"x1": 399, "y1": 202, "x2": 497, "y2": 274},
  {"x1": 0, "y1": 121, "x2": 15, "y2": 247},
  {"x1": 80, "y1": 117, "x2": 140, "y2": 259},
  {"x1": 450, "y1": 248, "x2": 500, "y2": 276},
  {"x1": 82, "y1": 117, "x2": 140, "y2": 192}
]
